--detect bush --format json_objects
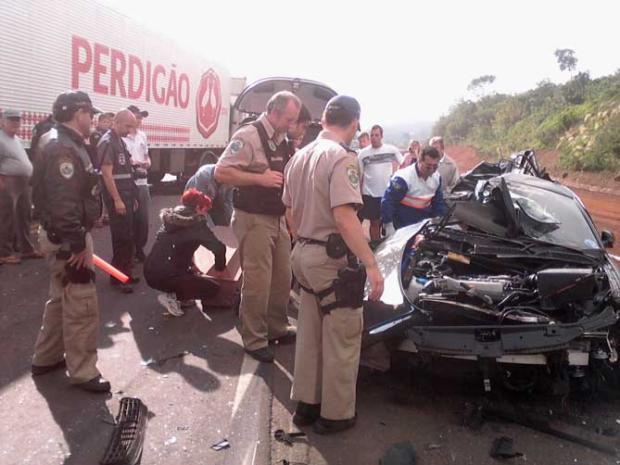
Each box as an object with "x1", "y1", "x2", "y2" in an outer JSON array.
[
  {"x1": 558, "y1": 103, "x2": 620, "y2": 171},
  {"x1": 535, "y1": 103, "x2": 592, "y2": 146},
  {"x1": 435, "y1": 70, "x2": 620, "y2": 171}
]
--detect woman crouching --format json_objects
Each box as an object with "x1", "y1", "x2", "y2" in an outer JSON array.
[{"x1": 144, "y1": 188, "x2": 228, "y2": 316}]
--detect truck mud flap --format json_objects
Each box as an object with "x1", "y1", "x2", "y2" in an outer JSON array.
[
  {"x1": 406, "y1": 306, "x2": 618, "y2": 357},
  {"x1": 100, "y1": 397, "x2": 148, "y2": 465}
]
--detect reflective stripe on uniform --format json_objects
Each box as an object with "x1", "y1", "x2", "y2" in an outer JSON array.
[
  {"x1": 112, "y1": 174, "x2": 133, "y2": 179},
  {"x1": 400, "y1": 194, "x2": 433, "y2": 209}
]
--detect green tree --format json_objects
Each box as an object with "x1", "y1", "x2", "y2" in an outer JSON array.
[
  {"x1": 554, "y1": 49, "x2": 578, "y2": 75},
  {"x1": 467, "y1": 75, "x2": 496, "y2": 99}
]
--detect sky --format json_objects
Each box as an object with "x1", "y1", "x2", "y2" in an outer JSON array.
[{"x1": 103, "y1": 0, "x2": 619, "y2": 127}]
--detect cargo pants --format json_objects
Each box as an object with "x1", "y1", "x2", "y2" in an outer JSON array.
[
  {"x1": 232, "y1": 209, "x2": 291, "y2": 351},
  {"x1": 32, "y1": 228, "x2": 101, "y2": 383},
  {"x1": 290, "y1": 241, "x2": 363, "y2": 420},
  {"x1": 103, "y1": 189, "x2": 136, "y2": 282}
]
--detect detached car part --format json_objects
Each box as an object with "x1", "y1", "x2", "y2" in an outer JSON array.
[{"x1": 100, "y1": 397, "x2": 148, "y2": 465}]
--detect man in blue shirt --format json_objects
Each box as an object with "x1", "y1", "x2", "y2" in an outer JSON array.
[
  {"x1": 381, "y1": 146, "x2": 448, "y2": 235},
  {"x1": 184, "y1": 164, "x2": 234, "y2": 227}
]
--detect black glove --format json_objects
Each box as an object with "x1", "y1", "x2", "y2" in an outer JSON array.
[{"x1": 63, "y1": 263, "x2": 96, "y2": 285}]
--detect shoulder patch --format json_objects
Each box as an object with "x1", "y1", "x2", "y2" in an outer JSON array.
[
  {"x1": 59, "y1": 161, "x2": 75, "y2": 179},
  {"x1": 346, "y1": 164, "x2": 360, "y2": 189},
  {"x1": 229, "y1": 139, "x2": 244, "y2": 154}
]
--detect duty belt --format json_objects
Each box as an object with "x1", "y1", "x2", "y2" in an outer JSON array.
[
  {"x1": 296, "y1": 236, "x2": 366, "y2": 314},
  {"x1": 297, "y1": 237, "x2": 327, "y2": 246}
]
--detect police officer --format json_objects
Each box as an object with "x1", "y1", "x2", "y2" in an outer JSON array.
[
  {"x1": 283, "y1": 95, "x2": 384, "y2": 434},
  {"x1": 98, "y1": 110, "x2": 139, "y2": 293},
  {"x1": 30, "y1": 90, "x2": 111, "y2": 392},
  {"x1": 214, "y1": 91, "x2": 301, "y2": 362}
]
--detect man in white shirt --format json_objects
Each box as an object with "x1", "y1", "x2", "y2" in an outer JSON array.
[
  {"x1": 429, "y1": 136, "x2": 459, "y2": 194},
  {"x1": 124, "y1": 105, "x2": 150, "y2": 262},
  {"x1": 357, "y1": 124, "x2": 403, "y2": 241}
]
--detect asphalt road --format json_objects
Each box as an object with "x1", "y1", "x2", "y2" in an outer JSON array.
[{"x1": 1, "y1": 188, "x2": 620, "y2": 465}]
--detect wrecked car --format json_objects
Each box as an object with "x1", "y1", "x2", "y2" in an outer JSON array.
[{"x1": 364, "y1": 150, "x2": 620, "y2": 393}]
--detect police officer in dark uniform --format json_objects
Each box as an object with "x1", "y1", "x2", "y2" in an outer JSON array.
[
  {"x1": 97, "y1": 109, "x2": 139, "y2": 293},
  {"x1": 30, "y1": 90, "x2": 111, "y2": 392}
]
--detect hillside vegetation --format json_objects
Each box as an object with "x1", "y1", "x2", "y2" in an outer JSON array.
[{"x1": 433, "y1": 70, "x2": 620, "y2": 172}]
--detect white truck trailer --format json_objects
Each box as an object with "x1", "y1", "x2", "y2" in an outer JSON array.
[{"x1": 0, "y1": 0, "x2": 336, "y2": 181}]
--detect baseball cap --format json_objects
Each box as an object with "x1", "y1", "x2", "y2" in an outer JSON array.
[
  {"x1": 127, "y1": 105, "x2": 149, "y2": 118},
  {"x1": 53, "y1": 91, "x2": 101, "y2": 122},
  {"x1": 324, "y1": 95, "x2": 361, "y2": 129},
  {"x1": 2, "y1": 109, "x2": 21, "y2": 119}
]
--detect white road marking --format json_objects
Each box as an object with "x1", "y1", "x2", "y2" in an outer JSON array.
[{"x1": 231, "y1": 354, "x2": 259, "y2": 419}]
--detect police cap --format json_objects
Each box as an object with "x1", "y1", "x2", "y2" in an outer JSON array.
[
  {"x1": 53, "y1": 90, "x2": 101, "y2": 122},
  {"x1": 127, "y1": 104, "x2": 149, "y2": 118}
]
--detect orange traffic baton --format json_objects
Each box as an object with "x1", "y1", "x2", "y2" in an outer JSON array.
[{"x1": 93, "y1": 254, "x2": 130, "y2": 284}]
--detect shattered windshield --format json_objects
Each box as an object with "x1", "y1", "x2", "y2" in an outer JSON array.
[{"x1": 508, "y1": 184, "x2": 601, "y2": 250}]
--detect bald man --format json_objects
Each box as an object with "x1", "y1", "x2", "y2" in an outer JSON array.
[{"x1": 98, "y1": 110, "x2": 139, "y2": 293}]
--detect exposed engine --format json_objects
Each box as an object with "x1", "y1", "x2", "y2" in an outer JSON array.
[{"x1": 401, "y1": 228, "x2": 612, "y2": 327}]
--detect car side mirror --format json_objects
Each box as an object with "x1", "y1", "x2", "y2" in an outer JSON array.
[{"x1": 601, "y1": 230, "x2": 615, "y2": 248}]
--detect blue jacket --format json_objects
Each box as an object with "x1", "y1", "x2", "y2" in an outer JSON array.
[
  {"x1": 381, "y1": 163, "x2": 448, "y2": 229},
  {"x1": 185, "y1": 164, "x2": 233, "y2": 227}
]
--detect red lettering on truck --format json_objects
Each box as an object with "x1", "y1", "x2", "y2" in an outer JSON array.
[
  {"x1": 71, "y1": 35, "x2": 91, "y2": 88},
  {"x1": 71, "y1": 35, "x2": 192, "y2": 110},
  {"x1": 93, "y1": 43, "x2": 109, "y2": 94},
  {"x1": 152, "y1": 65, "x2": 165, "y2": 104},
  {"x1": 110, "y1": 49, "x2": 127, "y2": 97},
  {"x1": 128, "y1": 55, "x2": 144, "y2": 99},
  {"x1": 178, "y1": 73, "x2": 190, "y2": 109}
]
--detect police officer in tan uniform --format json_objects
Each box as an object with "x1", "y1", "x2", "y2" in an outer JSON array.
[
  {"x1": 31, "y1": 91, "x2": 111, "y2": 392},
  {"x1": 214, "y1": 91, "x2": 301, "y2": 362},
  {"x1": 283, "y1": 95, "x2": 384, "y2": 434}
]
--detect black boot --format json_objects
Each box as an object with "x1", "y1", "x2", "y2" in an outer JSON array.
[
  {"x1": 292, "y1": 402, "x2": 321, "y2": 426},
  {"x1": 312, "y1": 415, "x2": 357, "y2": 435}
]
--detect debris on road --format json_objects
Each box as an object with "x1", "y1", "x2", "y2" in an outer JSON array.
[
  {"x1": 211, "y1": 439, "x2": 230, "y2": 451},
  {"x1": 274, "y1": 429, "x2": 306, "y2": 446},
  {"x1": 379, "y1": 441, "x2": 417, "y2": 465},
  {"x1": 478, "y1": 400, "x2": 619, "y2": 457},
  {"x1": 490, "y1": 436, "x2": 523, "y2": 459},
  {"x1": 140, "y1": 351, "x2": 189, "y2": 368},
  {"x1": 164, "y1": 436, "x2": 177, "y2": 446}
]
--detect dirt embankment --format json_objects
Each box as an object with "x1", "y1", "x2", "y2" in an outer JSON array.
[
  {"x1": 446, "y1": 145, "x2": 620, "y2": 196},
  {"x1": 447, "y1": 145, "x2": 620, "y2": 258}
]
